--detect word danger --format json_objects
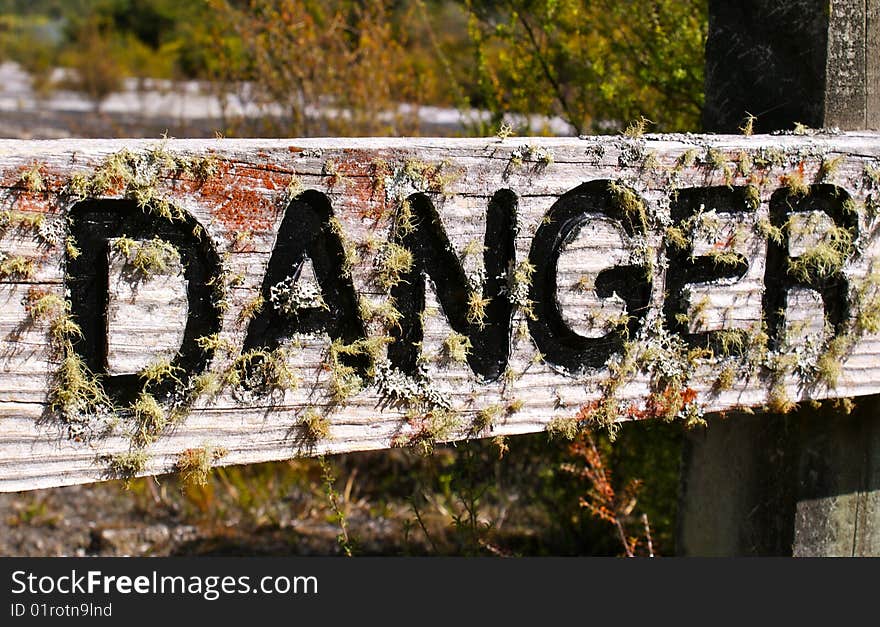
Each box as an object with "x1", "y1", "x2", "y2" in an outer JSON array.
[{"x1": 66, "y1": 180, "x2": 856, "y2": 405}]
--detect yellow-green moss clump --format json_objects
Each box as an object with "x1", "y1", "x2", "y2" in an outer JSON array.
[
  {"x1": 299, "y1": 409, "x2": 331, "y2": 444},
  {"x1": 176, "y1": 446, "x2": 228, "y2": 486}
]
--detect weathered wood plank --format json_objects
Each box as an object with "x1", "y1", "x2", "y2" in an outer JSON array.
[{"x1": 2, "y1": 134, "x2": 880, "y2": 491}]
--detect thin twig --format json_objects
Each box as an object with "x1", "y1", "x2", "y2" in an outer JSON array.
[
  {"x1": 512, "y1": 8, "x2": 583, "y2": 135},
  {"x1": 319, "y1": 456, "x2": 353, "y2": 557},
  {"x1": 616, "y1": 519, "x2": 635, "y2": 557},
  {"x1": 409, "y1": 496, "x2": 440, "y2": 554},
  {"x1": 642, "y1": 513, "x2": 655, "y2": 557}
]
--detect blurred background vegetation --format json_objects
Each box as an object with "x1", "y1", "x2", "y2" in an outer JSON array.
[
  {"x1": 0, "y1": 0, "x2": 706, "y2": 134},
  {"x1": 0, "y1": 0, "x2": 707, "y2": 556}
]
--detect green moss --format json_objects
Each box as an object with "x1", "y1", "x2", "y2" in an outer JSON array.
[
  {"x1": 510, "y1": 260, "x2": 537, "y2": 320},
  {"x1": 402, "y1": 159, "x2": 461, "y2": 193},
  {"x1": 187, "y1": 154, "x2": 221, "y2": 183},
  {"x1": 139, "y1": 358, "x2": 184, "y2": 391},
  {"x1": 623, "y1": 115, "x2": 652, "y2": 138},
  {"x1": 0, "y1": 254, "x2": 35, "y2": 280},
  {"x1": 300, "y1": 408, "x2": 331, "y2": 444},
  {"x1": 546, "y1": 416, "x2": 580, "y2": 441},
  {"x1": 131, "y1": 392, "x2": 168, "y2": 447},
  {"x1": 401, "y1": 408, "x2": 461, "y2": 455},
  {"x1": 49, "y1": 350, "x2": 111, "y2": 423},
  {"x1": 507, "y1": 146, "x2": 554, "y2": 170},
  {"x1": 442, "y1": 332, "x2": 472, "y2": 363},
  {"x1": 781, "y1": 171, "x2": 810, "y2": 197},
  {"x1": 739, "y1": 112, "x2": 756, "y2": 136},
  {"x1": 492, "y1": 435, "x2": 509, "y2": 458},
  {"x1": 375, "y1": 242, "x2": 413, "y2": 291},
  {"x1": 713, "y1": 364, "x2": 737, "y2": 392},
  {"x1": 391, "y1": 198, "x2": 416, "y2": 236},
  {"x1": 495, "y1": 121, "x2": 514, "y2": 140},
  {"x1": 227, "y1": 347, "x2": 299, "y2": 395},
  {"x1": 24, "y1": 290, "x2": 65, "y2": 322},
  {"x1": 585, "y1": 398, "x2": 626, "y2": 438},
  {"x1": 737, "y1": 151, "x2": 753, "y2": 177},
  {"x1": 705, "y1": 147, "x2": 726, "y2": 171},
  {"x1": 65, "y1": 237, "x2": 82, "y2": 260},
  {"x1": 815, "y1": 336, "x2": 848, "y2": 389},
  {"x1": 189, "y1": 372, "x2": 222, "y2": 401},
  {"x1": 863, "y1": 163, "x2": 880, "y2": 187},
  {"x1": 176, "y1": 445, "x2": 227, "y2": 486},
  {"x1": 768, "y1": 382, "x2": 796, "y2": 414},
  {"x1": 744, "y1": 184, "x2": 761, "y2": 209},
  {"x1": 238, "y1": 294, "x2": 265, "y2": 324},
  {"x1": 114, "y1": 236, "x2": 180, "y2": 278},
  {"x1": 470, "y1": 403, "x2": 502, "y2": 436},
  {"x1": 63, "y1": 145, "x2": 218, "y2": 222},
  {"x1": 327, "y1": 218, "x2": 359, "y2": 278},
  {"x1": 65, "y1": 173, "x2": 91, "y2": 199},
  {"x1": 841, "y1": 198, "x2": 859, "y2": 216},
  {"x1": 641, "y1": 151, "x2": 661, "y2": 171},
  {"x1": 715, "y1": 329, "x2": 749, "y2": 357},
  {"x1": 285, "y1": 174, "x2": 305, "y2": 200},
  {"x1": 756, "y1": 217, "x2": 783, "y2": 245},
  {"x1": 19, "y1": 162, "x2": 45, "y2": 193},
  {"x1": 195, "y1": 333, "x2": 235, "y2": 355},
  {"x1": 322, "y1": 159, "x2": 345, "y2": 187},
  {"x1": 48, "y1": 312, "x2": 82, "y2": 349},
  {"x1": 106, "y1": 450, "x2": 148, "y2": 484},
  {"x1": 608, "y1": 180, "x2": 648, "y2": 232},
  {"x1": 854, "y1": 272, "x2": 880, "y2": 334},
  {"x1": 707, "y1": 248, "x2": 743, "y2": 267},
  {"x1": 359, "y1": 297, "x2": 402, "y2": 330},
  {"x1": 754, "y1": 147, "x2": 787, "y2": 169},
  {"x1": 0, "y1": 209, "x2": 45, "y2": 231},
  {"x1": 327, "y1": 336, "x2": 390, "y2": 401},
  {"x1": 787, "y1": 224, "x2": 853, "y2": 282},
  {"x1": 461, "y1": 239, "x2": 486, "y2": 258},
  {"x1": 665, "y1": 225, "x2": 689, "y2": 250},
  {"x1": 466, "y1": 291, "x2": 491, "y2": 328},
  {"x1": 818, "y1": 155, "x2": 844, "y2": 181},
  {"x1": 676, "y1": 148, "x2": 698, "y2": 170}
]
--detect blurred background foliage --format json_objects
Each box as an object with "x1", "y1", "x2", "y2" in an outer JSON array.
[
  {"x1": 0, "y1": 0, "x2": 707, "y2": 556},
  {"x1": 0, "y1": 0, "x2": 706, "y2": 134}
]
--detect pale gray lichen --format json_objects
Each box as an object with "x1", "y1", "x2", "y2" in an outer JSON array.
[
  {"x1": 269, "y1": 275, "x2": 328, "y2": 314},
  {"x1": 508, "y1": 144, "x2": 554, "y2": 169},
  {"x1": 373, "y1": 359, "x2": 452, "y2": 410}
]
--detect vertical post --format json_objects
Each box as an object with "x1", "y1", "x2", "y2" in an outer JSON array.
[
  {"x1": 704, "y1": 0, "x2": 879, "y2": 132},
  {"x1": 678, "y1": 0, "x2": 880, "y2": 556}
]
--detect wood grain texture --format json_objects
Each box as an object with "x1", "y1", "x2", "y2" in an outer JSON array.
[{"x1": 2, "y1": 133, "x2": 880, "y2": 491}]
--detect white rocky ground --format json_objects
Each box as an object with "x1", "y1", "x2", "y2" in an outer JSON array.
[{"x1": 0, "y1": 61, "x2": 575, "y2": 139}]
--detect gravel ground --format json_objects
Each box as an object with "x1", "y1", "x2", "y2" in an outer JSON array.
[{"x1": 0, "y1": 476, "x2": 418, "y2": 557}]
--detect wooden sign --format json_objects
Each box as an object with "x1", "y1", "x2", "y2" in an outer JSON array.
[{"x1": 2, "y1": 133, "x2": 880, "y2": 491}]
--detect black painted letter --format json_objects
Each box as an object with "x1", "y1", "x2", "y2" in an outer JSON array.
[{"x1": 527, "y1": 181, "x2": 652, "y2": 373}]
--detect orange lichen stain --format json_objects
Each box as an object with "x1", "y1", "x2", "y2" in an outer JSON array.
[
  {"x1": 328, "y1": 153, "x2": 390, "y2": 221},
  {"x1": 1, "y1": 164, "x2": 68, "y2": 197},
  {"x1": 748, "y1": 170, "x2": 766, "y2": 187},
  {"x1": 235, "y1": 165, "x2": 291, "y2": 192},
  {"x1": 574, "y1": 386, "x2": 699, "y2": 425},
  {"x1": 186, "y1": 162, "x2": 283, "y2": 236},
  {"x1": 632, "y1": 387, "x2": 698, "y2": 421},
  {"x1": 14, "y1": 193, "x2": 52, "y2": 214},
  {"x1": 777, "y1": 161, "x2": 807, "y2": 186}
]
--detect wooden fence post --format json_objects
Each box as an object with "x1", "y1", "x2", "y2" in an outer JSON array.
[{"x1": 677, "y1": 0, "x2": 880, "y2": 556}]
